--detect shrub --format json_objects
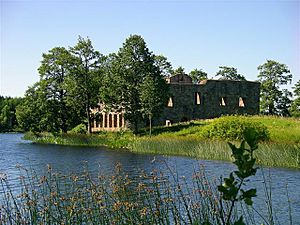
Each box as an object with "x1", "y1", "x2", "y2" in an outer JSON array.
[
  {"x1": 200, "y1": 115, "x2": 270, "y2": 141},
  {"x1": 69, "y1": 124, "x2": 87, "y2": 134}
]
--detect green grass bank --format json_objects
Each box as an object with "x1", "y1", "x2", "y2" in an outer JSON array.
[{"x1": 25, "y1": 115, "x2": 300, "y2": 169}]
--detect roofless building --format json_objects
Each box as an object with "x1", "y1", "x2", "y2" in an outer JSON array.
[{"x1": 91, "y1": 73, "x2": 260, "y2": 132}]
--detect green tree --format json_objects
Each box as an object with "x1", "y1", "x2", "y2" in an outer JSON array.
[
  {"x1": 16, "y1": 82, "x2": 60, "y2": 133},
  {"x1": 189, "y1": 68, "x2": 208, "y2": 83},
  {"x1": 140, "y1": 75, "x2": 168, "y2": 135},
  {"x1": 290, "y1": 80, "x2": 300, "y2": 117},
  {"x1": 257, "y1": 60, "x2": 292, "y2": 115},
  {"x1": 173, "y1": 66, "x2": 185, "y2": 74},
  {"x1": 0, "y1": 96, "x2": 23, "y2": 132},
  {"x1": 153, "y1": 55, "x2": 173, "y2": 77},
  {"x1": 293, "y1": 80, "x2": 300, "y2": 96},
  {"x1": 99, "y1": 53, "x2": 124, "y2": 111},
  {"x1": 38, "y1": 47, "x2": 73, "y2": 133},
  {"x1": 0, "y1": 105, "x2": 12, "y2": 131},
  {"x1": 100, "y1": 35, "x2": 168, "y2": 133},
  {"x1": 216, "y1": 66, "x2": 246, "y2": 81},
  {"x1": 67, "y1": 36, "x2": 105, "y2": 134},
  {"x1": 277, "y1": 89, "x2": 292, "y2": 117}
]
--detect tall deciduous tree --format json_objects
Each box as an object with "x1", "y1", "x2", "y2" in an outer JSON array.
[
  {"x1": 140, "y1": 75, "x2": 168, "y2": 135},
  {"x1": 290, "y1": 80, "x2": 300, "y2": 117},
  {"x1": 216, "y1": 66, "x2": 246, "y2": 81},
  {"x1": 0, "y1": 96, "x2": 22, "y2": 132},
  {"x1": 189, "y1": 68, "x2": 208, "y2": 83},
  {"x1": 99, "y1": 53, "x2": 123, "y2": 111},
  {"x1": 277, "y1": 89, "x2": 292, "y2": 116},
  {"x1": 67, "y1": 36, "x2": 105, "y2": 133},
  {"x1": 154, "y1": 55, "x2": 173, "y2": 77},
  {"x1": 100, "y1": 35, "x2": 168, "y2": 133},
  {"x1": 257, "y1": 60, "x2": 292, "y2": 115},
  {"x1": 16, "y1": 82, "x2": 60, "y2": 133},
  {"x1": 38, "y1": 47, "x2": 72, "y2": 133}
]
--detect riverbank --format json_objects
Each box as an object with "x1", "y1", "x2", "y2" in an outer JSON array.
[{"x1": 24, "y1": 115, "x2": 300, "y2": 169}]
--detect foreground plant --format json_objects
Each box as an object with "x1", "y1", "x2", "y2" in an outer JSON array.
[{"x1": 218, "y1": 128, "x2": 258, "y2": 225}]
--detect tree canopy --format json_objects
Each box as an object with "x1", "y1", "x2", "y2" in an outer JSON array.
[
  {"x1": 215, "y1": 66, "x2": 246, "y2": 81},
  {"x1": 37, "y1": 47, "x2": 72, "y2": 133},
  {"x1": 67, "y1": 36, "x2": 105, "y2": 133},
  {"x1": 154, "y1": 55, "x2": 173, "y2": 77},
  {"x1": 173, "y1": 66, "x2": 185, "y2": 75},
  {"x1": 16, "y1": 37, "x2": 105, "y2": 133},
  {"x1": 100, "y1": 35, "x2": 168, "y2": 133},
  {"x1": 257, "y1": 60, "x2": 292, "y2": 115},
  {"x1": 0, "y1": 96, "x2": 22, "y2": 132},
  {"x1": 290, "y1": 80, "x2": 300, "y2": 117},
  {"x1": 189, "y1": 69, "x2": 208, "y2": 83},
  {"x1": 16, "y1": 82, "x2": 57, "y2": 133}
]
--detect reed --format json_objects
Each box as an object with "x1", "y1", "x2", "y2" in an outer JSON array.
[
  {"x1": 24, "y1": 132, "x2": 134, "y2": 149},
  {"x1": 130, "y1": 137, "x2": 300, "y2": 169},
  {"x1": 255, "y1": 143, "x2": 300, "y2": 168},
  {"x1": 0, "y1": 163, "x2": 287, "y2": 225}
]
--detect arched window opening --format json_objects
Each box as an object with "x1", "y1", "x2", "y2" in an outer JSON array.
[
  {"x1": 195, "y1": 92, "x2": 201, "y2": 105},
  {"x1": 167, "y1": 97, "x2": 174, "y2": 107},
  {"x1": 239, "y1": 97, "x2": 245, "y2": 107},
  {"x1": 220, "y1": 97, "x2": 226, "y2": 106}
]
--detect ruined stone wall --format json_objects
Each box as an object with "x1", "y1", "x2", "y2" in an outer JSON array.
[
  {"x1": 91, "y1": 74, "x2": 260, "y2": 132},
  {"x1": 155, "y1": 79, "x2": 260, "y2": 125}
]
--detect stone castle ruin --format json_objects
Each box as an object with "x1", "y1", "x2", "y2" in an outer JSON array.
[{"x1": 91, "y1": 74, "x2": 260, "y2": 132}]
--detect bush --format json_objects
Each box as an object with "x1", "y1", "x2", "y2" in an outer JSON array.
[
  {"x1": 69, "y1": 124, "x2": 87, "y2": 134},
  {"x1": 200, "y1": 115, "x2": 270, "y2": 141}
]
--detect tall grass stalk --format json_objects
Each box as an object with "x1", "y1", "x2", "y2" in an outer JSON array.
[
  {"x1": 130, "y1": 137, "x2": 300, "y2": 169},
  {"x1": 1, "y1": 163, "x2": 288, "y2": 225}
]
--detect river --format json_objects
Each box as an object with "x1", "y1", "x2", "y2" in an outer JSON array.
[{"x1": 0, "y1": 133, "x2": 299, "y2": 223}]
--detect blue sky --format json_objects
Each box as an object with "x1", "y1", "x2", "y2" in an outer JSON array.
[{"x1": 1, "y1": 0, "x2": 299, "y2": 97}]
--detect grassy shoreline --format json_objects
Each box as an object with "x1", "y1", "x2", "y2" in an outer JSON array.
[{"x1": 24, "y1": 116, "x2": 300, "y2": 169}]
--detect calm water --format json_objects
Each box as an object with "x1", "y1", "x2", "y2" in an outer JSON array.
[{"x1": 0, "y1": 133, "x2": 299, "y2": 223}]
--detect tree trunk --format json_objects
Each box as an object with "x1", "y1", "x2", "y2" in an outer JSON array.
[
  {"x1": 269, "y1": 102, "x2": 275, "y2": 115},
  {"x1": 61, "y1": 108, "x2": 68, "y2": 133},
  {"x1": 60, "y1": 90, "x2": 68, "y2": 133},
  {"x1": 133, "y1": 119, "x2": 139, "y2": 134},
  {"x1": 149, "y1": 114, "x2": 152, "y2": 136},
  {"x1": 86, "y1": 97, "x2": 91, "y2": 134}
]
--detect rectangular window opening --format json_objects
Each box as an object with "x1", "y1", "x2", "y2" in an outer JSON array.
[
  {"x1": 99, "y1": 114, "x2": 103, "y2": 128},
  {"x1": 114, "y1": 114, "x2": 118, "y2": 127},
  {"x1": 109, "y1": 114, "x2": 113, "y2": 128},
  {"x1": 119, "y1": 114, "x2": 123, "y2": 128},
  {"x1": 104, "y1": 114, "x2": 108, "y2": 128}
]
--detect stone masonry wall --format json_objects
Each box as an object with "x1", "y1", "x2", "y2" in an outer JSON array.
[{"x1": 155, "y1": 79, "x2": 260, "y2": 126}]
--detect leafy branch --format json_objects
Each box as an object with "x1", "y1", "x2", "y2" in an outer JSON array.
[{"x1": 218, "y1": 128, "x2": 259, "y2": 225}]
